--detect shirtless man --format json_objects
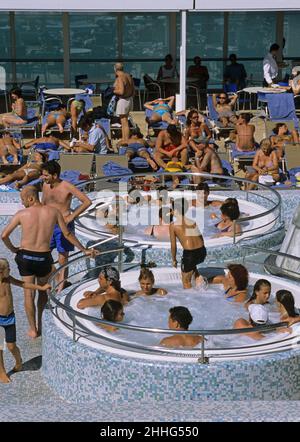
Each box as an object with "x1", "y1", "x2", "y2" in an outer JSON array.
[
  {"x1": 154, "y1": 124, "x2": 188, "y2": 170},
  {"x1": 190, "y1": 139, "x2": 223, "y2": 185},
  {"x1": 159, "y1": 306, "x2": 203, "y2": 348},
  {"x1": 235, "y1": 113, "x2": 256, "y2": 151},
  {"x1": 1, "y1": 186, "x2": 95, "y2": 338},
  {"x1": 113, "y1": 62, "x2": 135, "y2": 143},
  {"x1": 0, "y1": 131, "x2": 20, "y2": 164},
  {"x1": 23, "y1": 130, "x2": 70, "y2": 152},
  {"x1": 170, "y1": 198, "x2": 206, "y2": 289},
  {"x1": 41, "y1": 160, "x2": 92, "y2": 291}
]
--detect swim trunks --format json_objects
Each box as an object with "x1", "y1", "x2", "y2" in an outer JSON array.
[
  {"x1": 126, "y1": 142, "x2": 147, "y2": 154},
  {"x1": 181, "y1": 246, "x2": 207, "y2": 273},
  {"x1": 50, "y1": 220, "x2": 75, "y2": 253},
  {"x1": 15, "y1": 249, "x2": 53, "y2": 278},
  {"x1": 0, "y1": 311, "x2": 16, "y2": 343}
]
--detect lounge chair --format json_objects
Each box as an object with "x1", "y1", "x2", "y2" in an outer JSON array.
[
  {"x1": 59, "y1": 152, "x2": 94, "y2": 175},
  {"x1": 7, "y1": 101, "x2": 40, "y2": 138}
]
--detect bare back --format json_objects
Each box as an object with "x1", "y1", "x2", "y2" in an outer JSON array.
[
  {"x1": 0, "y1": 278, "x2": 13, "y2": 316},
  {"x1": 236, "y1": 124, "x2": 255, "y2": 150},
  {"x1": 115, "y1": 72, "x2": 135, "y2": 99},
  {"x1": 172, "y1": 217, "x2": 204, "y2": 250},
  {"x1": 18, "y1": 205, "x2": 59, "y2": 251}
]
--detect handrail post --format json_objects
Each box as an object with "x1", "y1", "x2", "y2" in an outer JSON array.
[
  {"x1": 233, "y1": 220, "x2": 236, "y2": 245},
  {"x1": 72, "y1": 314, "x2": 76, "y2": 342},
  {"x1": 117, "y1": 195, "x2": 123, "y2": 273},
  {"x1": 198, "y1": 335, "x2": 209, "y2": 364}
]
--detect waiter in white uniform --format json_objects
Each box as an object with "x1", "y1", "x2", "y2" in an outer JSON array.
[{"x1": 263, "y1": 43, "x2": 280, "y2": 86}]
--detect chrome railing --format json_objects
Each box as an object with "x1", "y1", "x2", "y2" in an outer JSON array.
[
  {"x1": 47, "y1": 250, "x2": 293, "y2": 364},
  {"x1": 75, "y1": 170, "x2": 283, "y2": 246}
]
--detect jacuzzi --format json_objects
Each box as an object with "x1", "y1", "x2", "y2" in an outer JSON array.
[
  {"x1": 42, "y1": 266, "x2": 300, "y2": 402},
  {"x1": 75, "y1": 190, "x2": 277, "y2": 249}
]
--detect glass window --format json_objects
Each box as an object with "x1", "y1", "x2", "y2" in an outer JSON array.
[
  {"x1": 16, "y1": 62, "x2": 63, "y2": 88},
  {"x1": 123, "y1": 14, "x2": 169, "y2": 59},
  {"x1": 283, "y1": 12, "x2": 300, "y2": 58},
  {"x1": 228, "y1": 12, "x2": 276, "y2": 57},
  {"x1": 69, "y1": 13, "x2": 118, "y2": 60},
  {"x1": 15, "y1": 13, "x2": 63, "y2": 59},
  {"x1": 186, "y1": 13, "x2": 224, "y2": 58},
  {"x1": 0, "y1": 12, "x2": 11, "y2": 58},
  {"x1": 70, "y1": 62, "x2": 116, "y2": 87}
]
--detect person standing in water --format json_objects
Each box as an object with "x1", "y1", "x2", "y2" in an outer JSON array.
[{"x1": 169, "y1": 198, "x2": 206, "y2": 289}]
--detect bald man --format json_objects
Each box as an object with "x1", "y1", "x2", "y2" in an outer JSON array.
[
  {"x1": 1, "y1": 186, "x2": 96, "y2": 338},
  {"x1": 113, "y1": 62, "x2": 135, "y2": 142}
]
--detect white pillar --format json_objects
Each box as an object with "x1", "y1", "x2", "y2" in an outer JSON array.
[{"x1": 177, "y1": 10, "x2": 187, "y2": 112}]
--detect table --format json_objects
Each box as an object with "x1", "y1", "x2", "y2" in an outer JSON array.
[
  {"x1": 43, "y1": 88, "x2": 86, "y2": 96},
  {"x1": 243, "y1": 86, "x2": 287, "y2": 94}
]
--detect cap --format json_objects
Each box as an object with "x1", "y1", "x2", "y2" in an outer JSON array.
[
  {"x1": 248, "y1": 304, "x2": 269, "y2": 325},
  {"x1": 100, "y1": 266, "x2": 120, "y2": 282}
]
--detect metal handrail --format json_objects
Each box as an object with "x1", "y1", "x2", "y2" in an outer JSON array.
[
  {"x1": 47, "y1": 250, "x2": 293, "y2": 363},
  {"x1": 75, "y1": 170, "x2": 282, "y2": 245}
]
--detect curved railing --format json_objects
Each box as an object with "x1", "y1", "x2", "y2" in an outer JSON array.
[
  {"x1": 74, "y1": 171, "x2": 283, "y2": 247},
  {"x1": 47, "y1": 249, "x2": 296, "y2": 364}
]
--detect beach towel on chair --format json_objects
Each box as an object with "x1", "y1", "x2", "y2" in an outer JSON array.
[
  {"x1": 102, "y1": 161, "x2": 132, "y2": 182},
  {"x1": 266, "y1": 93, "x2": 299, "y2": 128}
]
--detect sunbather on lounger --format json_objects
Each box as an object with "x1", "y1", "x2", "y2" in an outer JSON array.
[
  {"x1": 42, "y1": 104, "x2": 69, "y2": 136},
  {"x1": 144, "y1": 96, "x2": 177, "y2": 125},
  {"x1": 117, "y1": 127, "x2": 158, "y2": 170},
  {"x1": 213, "y1": 92, "x2": 238, "y2": 128},
  {"x1": 0, "y1": 131, "x2": 21, "y2": 164}
]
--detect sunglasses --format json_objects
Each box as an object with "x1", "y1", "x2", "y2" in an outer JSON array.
[{"x1": 219, "y1": 96, "x2": 227, "y2": 99}]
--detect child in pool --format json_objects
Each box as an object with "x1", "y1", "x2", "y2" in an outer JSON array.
[
  {"x1": 99, "y1": 300, "x2": 125, "y2": 332},
  {"x1": 0, "y1": 258, "x2": 50, "y2": 383},
  {"x1": 134, "y1": 268, "x2": 167, "y2": 297},
  {"x1": 159, "y1": 306, "x2": 203, "y2": 348},
  {"x1": 233, "y1": 304, "x2": 269, "y2": 340},
  {"x1": 245, "y1": 279, "x2": 271, "y2": 309}
]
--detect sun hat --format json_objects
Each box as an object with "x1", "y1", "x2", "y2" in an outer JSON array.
[{"x1": 248, "y1": 304, "x2": 269, "y2": 325}]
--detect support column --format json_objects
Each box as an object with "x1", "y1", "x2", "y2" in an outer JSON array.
[
  {"x1": 276, "y1": 11, "x2": 284, "y2": 81},
  {"x1": 117, "y1": 13, "x2": 123, "y2": 60},
  {"x1": 9, "y1": 12, "x2": 16, "y2": 83},
  {"x1": 169, "y1": 12, "x2": 177, "y2": 63},
  {"x1": 223, "y1": 12, "x2": 229, "y2": 82},
  {"x1": 62, "y1": 12, "x2": 70, "y2": 87},
  {"x1": 178, "y1": 10, "x2": 187, "y2": 111}
]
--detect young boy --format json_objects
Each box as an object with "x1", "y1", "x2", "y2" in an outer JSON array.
[
  {"x1": 0, "y1": 258, "x2": 50, "y2": 383},
  {"x1": 159, "y1": 306, "x2": 203, "y2": 348}
]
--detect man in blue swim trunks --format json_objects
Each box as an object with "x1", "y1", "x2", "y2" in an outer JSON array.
[{"x1": 41, "y1": 160, "x2": 92, "y2": 292}]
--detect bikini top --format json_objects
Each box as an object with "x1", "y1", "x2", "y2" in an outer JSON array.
[
  {"x1": 153, "y1": 103, "x2": 170, "y2": 111},
  {"x1": 225, "y1": 287, "x2": 245, "y2": 300},
  {"x1": 215, "y1": 222, "x2": 231, "y2": 233}
]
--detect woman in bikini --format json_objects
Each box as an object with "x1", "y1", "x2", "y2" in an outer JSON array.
[
  {"x1": 0, "y1": 151, "x2": 48, "y2": 189},
  {"x1": 246, "y1": 138, "x2": 280, "y2": 189},
  {"x1": 211, "y1": 264, "x2": 249, "y2": 303},
  {"x1": 42, "y1": 104, "x2": 69, "y2": 135},
  {"x1": 0, "y1": 88, "x2": 27, "y2": 128},
  {"x1": 144, "y1": 207, "x2": 171, "y2": 240},
  {"x1": 144, "y1": 96, "x2": 177, "y2": 125},
  {"x1": 214, "y1": 201, "x2": 242, "y2": 238},
  {"x1": 184, "y1": 109, "x2": 211, "y2": 142},
  {"x1": 212, "y1": 92, "x2": 238, "y2": 127}
]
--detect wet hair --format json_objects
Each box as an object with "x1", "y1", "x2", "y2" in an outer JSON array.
[
  {"x1": 42, "y1": 160, "x2": 61, "y2": 177},
  {"x1": 101, "y1": 300, "x2": 123, "y2": 322},
  {"x1": 186, "y1": 109, "x2": 199, "y2": 127},
  {"x1": 270, "y1": 43, "x2": 280, "y2": 52},
  {"x1": 109, "y1": 279, "x2": 122, "y2": 292},
  {"x1": 273, "y1": 123, "x2": 288, "y2": 135},
  {"x1": 131, "y1": 127, "x2": 143, "y2": 138},
  {"x1": 167, "y1": 124, "x2": 182, "y2": 145},
  {"x1": 239, "y1": 113, "x2": 251, "y2": 123},
  {"x1": 220, "y1": 201, "x2": 240, "y2": 221},
  {"x1": 138, "y1": 268, "x2": 155, "y2": 284},
  {"x1": 224, "y1": 197, "x2": 238, "y2": 206},
  {"x1": 195, "y1": 182, "x2": 209, "y2": 193},
  {"x1": 172, "y1": 197, "x2": 189, "y2": 217},
  {"x1": 128, "y1": 187, "x2": 142, "y2": 204},
  {"x1": 227, "y1": 264, "x2": 249, "y2": 291},
  {"x1": 169, "y1": 306, "x2": 193, "y2": 330},
  {"x1": 276, "y1": 290, "x2": 299, "y2": 318},
  {"x1": 10, "y1": 87, "x2": 23, "y2": 98},
  {"x1": 247, "y1": 279, "x2": 271, "y2": 304}
]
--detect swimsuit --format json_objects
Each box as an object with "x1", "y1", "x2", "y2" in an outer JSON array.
[
  {"x1": 23, "y1": 168, "x2": 38, "y2": 176},
  {"x1": 163, "y1": 144, "x2": 178, "y2": 153},
  {"x1": 33, "y1": 142, "x2": 59, "y2": 151},
  {"x1": 50, "y1": 220, "x2": 75, "y2": 253},
  {"x1": 15, "y1": 249, "x2": 53, "y2": 278},
  {"x1": 126, "y1": 142, "x2": 147, "y2": 154},
  {"x1": 0, "y1": 311, "x2": 16, "y2": 343},
  {"x1": 153, "y1": 103, "x2": 171, "y2": 117},
  {"x1": 215, "y1": 222, "x2": 231, "y2": 233},
  {"x1": 181, "y1": 246, "x2": 207, "y2": 273}
]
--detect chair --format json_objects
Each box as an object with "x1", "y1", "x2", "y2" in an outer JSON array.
[
  {"x1": 7, "y1": 100, "x2": 40, "y2": 138},
  {"x1": 133, "y1": 77, "x2": 142, "y2": 111},
  {"x1": 206, "y1": 94, "x2": 236, "y2": 138},
  {"x1": 143, "y1": 74, "x2": 162, "y2": 102},
  {"x1": 265, "y1": 119, "x2": 296, "y2": 138},
  {"x1": 75, "y1": 74, "x2": 88, "y2": 89},
  {"x1": 20, "y1": 76, "x2": 40, "y2": 101},
  {"x1": 186, "y1": 84, "x2": 201, "y2": 111},
  {"x1": 59, "y1": 152, "x2": 94, "y2": 175},
  {"x1": 95, "y1": 154, "x2": 128, "y2": 177}
]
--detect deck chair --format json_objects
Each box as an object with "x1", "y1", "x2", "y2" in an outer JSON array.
[
  {"x1": 265, "y1": 119, "x2": 296, "y2": 138},
  {"x1": 7, "y1": 101, "x2": 40, "y2": 138},
  {"x1": 59, "y1": 152, "x2": 94, "y2": 175}
]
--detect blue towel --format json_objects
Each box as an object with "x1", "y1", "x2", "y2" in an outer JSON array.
[
  {"x1": 207, "y1": 95, "x2": 219, "y2": 121},
  {"x1": 266, "y1": 93, "x2": 299, "y2": 128},
  {"x1": 102, "y1": 161, "x2": 132, "y2": 182}
]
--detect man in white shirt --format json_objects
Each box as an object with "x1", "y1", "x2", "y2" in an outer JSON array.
[
  {"x1": 71, "y1": 116, "x2": 108, "y2": 154},
  {"x1": 263, "y1": 43, "x2": 280, "y2": 87}
]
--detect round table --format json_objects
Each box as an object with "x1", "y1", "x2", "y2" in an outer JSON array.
[
  {"x1": 43, "y1": 88, "x2": 86, "y2": 96},
  {"x1": 243, "y1": 86, "x2": 287, "y2": 94}
]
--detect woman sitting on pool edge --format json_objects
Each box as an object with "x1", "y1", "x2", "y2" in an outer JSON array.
[
  {"x1": 77, "y1": 266, "x2": 129, "y2": 309},
  {"x1": 134, "y1": 268, "x2": 167, "y2": 297},
  {"x1": 159, "y1": 306, "x2": 203, "y2": 348},
  {"x1": 98, "y1": 300, "x2": 125, "y2": 332}
]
